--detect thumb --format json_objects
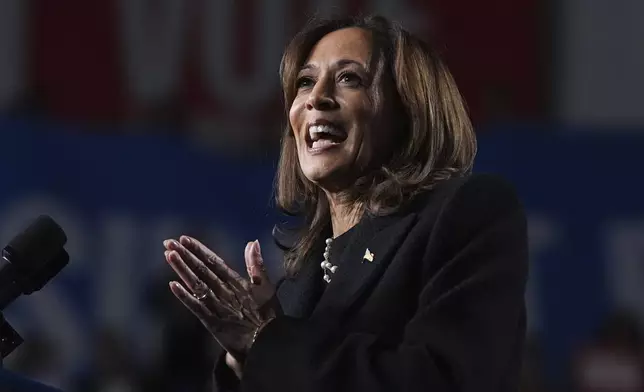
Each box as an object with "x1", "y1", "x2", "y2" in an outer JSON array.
[{"x1": 245, "y1": 240, "x2": 270, "y2": 286}]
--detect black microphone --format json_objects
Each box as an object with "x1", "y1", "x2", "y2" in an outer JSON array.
[{"x1": 0, "y1": 215, "x2": 69, "y2": 360}]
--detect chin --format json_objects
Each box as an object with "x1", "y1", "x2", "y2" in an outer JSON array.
[
  {"x1": 298, "y1": 147, "x2": 359, "y2": 188},
  {"x1": 301, "y1": 166, "x2": 337, "y2": 184},
  {"x1": 301, "y1": 162, "x2": 357, "y2": 191}
]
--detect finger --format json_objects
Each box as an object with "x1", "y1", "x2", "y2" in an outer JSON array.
[
  {"x1": 165, "y1": 239, "x2": 237, "y2": 301},
  {"x1": 169, "y1": 280, "x2": 212, "y2": 319},
  {"x1": 245, "y1": 241, "x2": 276, "y2": 311},
  {"x1": 166, "y1": 240, "x2": 263, "y2": 325},
  {"x1": 165, "y1": 250, "x2": 238, "y2": 316},
  {"x1": 171, "y1": 237, "x2": 262, "y2": 325},
  {"x1": 165, "y1": 250, "x2": 210, "y2": 297},
  {"x1": 180, "y1": 236, "x2": 249, "y2": 292},
  {"x1": 244, "y1": 241, "x2": 255, "y2": 284},
  {"x1": 169, "y1": 280, "x2": 250, "y2": 326},
  {"x1": 245, "y1": 240, "x2": 271, "y2": 287},
  {"x1": 169, "y1": 281, "x2": 242, "y2": 341}
]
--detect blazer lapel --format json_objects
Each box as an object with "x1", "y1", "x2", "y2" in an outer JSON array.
[
  {"x1": 276, "y1": 242, "x2": 326, "y2": 319},
  {"x1": 311, "y1": 212, "x2": 418, "y2": 321}
]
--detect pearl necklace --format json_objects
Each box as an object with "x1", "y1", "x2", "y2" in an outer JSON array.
[{"x1": 321, "y1": 238, "x2": 338, "y2": 283}]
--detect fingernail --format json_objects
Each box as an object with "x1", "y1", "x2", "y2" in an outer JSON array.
[
  {"x1": 253, "y1": 240, "x2": 262, "y2": 258},
  {"x1": 179, "y1": 236, "x2": 191, "y2": 246},
  {"x1": 165, "y1": 240, "x2": 179, "y2": 250}
]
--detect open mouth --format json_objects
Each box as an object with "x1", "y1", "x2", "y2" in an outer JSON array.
[{"x1": 306, "y1": 122, "x2": 347, "y2": 152}]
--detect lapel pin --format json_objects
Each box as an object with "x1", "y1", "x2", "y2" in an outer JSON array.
[{"x1": 363, "y1": 248, "x2": 374, "y2": 263}]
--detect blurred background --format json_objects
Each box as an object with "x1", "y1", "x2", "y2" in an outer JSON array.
[{"x1": 1, "y1": 0, "x2": 643, "y2": 391}]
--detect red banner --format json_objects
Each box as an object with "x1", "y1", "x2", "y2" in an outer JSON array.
[{"x1": 2, "y1": 0, "x2": 542, "y2": 128}]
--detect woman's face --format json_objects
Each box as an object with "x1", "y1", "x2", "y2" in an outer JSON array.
[{"x1": 289, "y1": 27, "x2": 396, "y2": 191}]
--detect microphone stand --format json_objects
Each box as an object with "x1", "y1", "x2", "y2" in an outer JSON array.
[
  {"x1": 0, "y1": 313, "x2": 67, "y2": 391},
  {"x1": 0, "y1": 312, "x2": 24, "y2": 366},
  {"x1": 0, "y1": 216, "x2": 68, "y2": 391},
  {"x1": 0, "y1": 248, "x2": 68, "y2": 367}
]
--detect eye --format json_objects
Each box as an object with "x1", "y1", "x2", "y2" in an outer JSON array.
[
  {"x1": 338, "y1": 72, "x2": 362, "y2": 87},
  {"x1": 296, "y1": 76, "x2": 314, "y2": 89}
]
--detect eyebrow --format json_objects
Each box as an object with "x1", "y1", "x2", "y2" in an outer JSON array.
[{"x1": 300, "y1": 58, "x2": 367, "y2": 72}]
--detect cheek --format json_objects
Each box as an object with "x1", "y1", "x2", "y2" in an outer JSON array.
[
  {"x1": 287, "y1": 105, "x2": 304, "y2": 157},
  {"x1": 288, "y1": 99, "x2": 305, "y2": 137}
]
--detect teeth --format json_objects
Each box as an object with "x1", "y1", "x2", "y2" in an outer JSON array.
[
  {"x1": 308, "y1": 124, "x2": 344, "y2": 141},
  {"x1": 311, "y1": 139, "x2": 339, "y2": 149}
]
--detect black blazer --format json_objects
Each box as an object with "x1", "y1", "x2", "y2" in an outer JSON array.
[{"x1": 213, "y1": 173, "x2": 528, "y2": 392}]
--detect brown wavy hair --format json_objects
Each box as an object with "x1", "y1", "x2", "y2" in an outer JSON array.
[{"x1": 275, "y1": 15, "x2": 477, "y2": 276}]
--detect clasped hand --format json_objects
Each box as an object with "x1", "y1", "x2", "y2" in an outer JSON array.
[{"x1": 163, "y1": 236, "x2": 280, "y2": 374}]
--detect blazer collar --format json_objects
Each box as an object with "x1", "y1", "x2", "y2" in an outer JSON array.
[
  {"x1": 310, "y1": 211, "x2": 417, "y2": 321},
  {"x1": 274, "y1": 193, "x2": 426, "y2": 321}
]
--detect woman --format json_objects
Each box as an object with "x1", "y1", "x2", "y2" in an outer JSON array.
[{"x1": 163, "y1": 15, "x2": 528, "y2": 392}]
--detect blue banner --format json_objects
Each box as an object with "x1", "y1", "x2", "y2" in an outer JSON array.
[{"x1": 1, "y1": 118, "x2": 643, "y2": 386}]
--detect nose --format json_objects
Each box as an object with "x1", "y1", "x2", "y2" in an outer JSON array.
[{"x1": 305, "y1": 77, "x2": 336, "y2": 111}]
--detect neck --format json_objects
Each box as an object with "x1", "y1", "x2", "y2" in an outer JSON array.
[{"x1": 327, "y1": 193, "x2": 363, "y2": 238}]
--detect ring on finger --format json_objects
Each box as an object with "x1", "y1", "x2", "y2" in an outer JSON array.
[
  {"x1": 194, "y1": 291, "x2": 209, "y2": 301},
  {"x1": 192, "y1": 282, "x2": 211, "y2": 301}
]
